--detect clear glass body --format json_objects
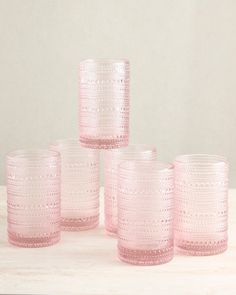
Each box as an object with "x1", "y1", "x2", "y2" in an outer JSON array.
[
  {"x1": 118, "y1": 161, "x2": 174, "y2": 265},
  {"x1": 104, "y1": 145, "x2": 157, "y2": 235},
  {"x1": 50, "y1": 139, "x2": 99, "y2": 231},
  {"x1": 174, "y1": 154, "x2": 229, "y2": 256},
  {"x1": 6, "y1": 149, "x2": 61, "y2": 248},
  {"x1": 79, "y1": 59, "x2": 130, "y2": 149}
]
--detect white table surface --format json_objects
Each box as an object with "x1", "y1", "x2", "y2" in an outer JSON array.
[{"x1": 0, "y1": 186, "x2": 236, "y2": 295}]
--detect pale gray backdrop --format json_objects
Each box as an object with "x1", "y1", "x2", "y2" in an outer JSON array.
[{"x1": 0, "y1": 0, "x2": 236, "y2": 185}]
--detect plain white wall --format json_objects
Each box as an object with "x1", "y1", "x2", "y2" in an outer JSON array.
[{"x1": 0, "y1": 0, "x2": 235, "y2": 185}]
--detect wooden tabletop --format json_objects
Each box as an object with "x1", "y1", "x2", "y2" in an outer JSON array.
[{"x1": 0, "y1": 186, "x2": 236, "y2": 295}]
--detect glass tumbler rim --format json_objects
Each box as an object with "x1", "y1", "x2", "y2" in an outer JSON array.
[
  {"x1": 80, "y1": 58, "x2": 129, "y2": 65},
  {"x1": 50, "y1": 138, "x2": 98, "y2": 155},
  {"x1": 174, "y1": 154, "x2": 228, "y2": 167},
  {"x1": 7, "y1": 149, "x2": 60, "y2": 165},
  {"x1": 119, "y1": 159, "x2": 173, "y2": 173},
  {"x1": 105, "y1": 144, "x2": 156, "y2": 155}
]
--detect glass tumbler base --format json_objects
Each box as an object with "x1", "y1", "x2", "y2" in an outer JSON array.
[
  {"x1": 8, "y1": 232, "x2": 60, "y2": 248},
  {"x1": 105, "y1": 228, "x2": 117, "y2": 237},
  {"x1": 80, "y1": 136, "x2": 128, "y2": 149},
  {"x1": 118, "y1": 245, "x2": 174, "y2": 266},
  {"x1": 176, "y1": 240, "x2": 227, "y2": 256},
  {"x1": 105, "y1": 221, "x2": 117, "y2": 236},
  {"x1": 61, "y1": 216, "x2": 99, "y2": 231}
]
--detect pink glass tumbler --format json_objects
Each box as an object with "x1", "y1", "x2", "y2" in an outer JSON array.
[
  {"x1": 6, "y1": 149, "x2": 61, "y2": 247},
  {"x1": 104, "y1": 144, "x2": 157, "y2": 235},
  {"x1": 174, "y1": 154, "x2": 229, "y2": 256},
  {"x1": 79, "y1": 59, "x2": 130, "y2": 149},
  {"x1": 118, "y1": 161, "x2": 174, "y2": 265},
  {"x1": 50, "y1": 139, "x2": 99, "y2": 230}
]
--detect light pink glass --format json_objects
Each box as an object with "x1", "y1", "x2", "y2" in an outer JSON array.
[
  {"x1": 104, "y1": 144, "x2": 157, "y2": 235},
  {"x1": 118, "y1": 161, "x2": 174, "y2": 265},
  {"x1": 6, "y1": 149, "x2": 61, "y2": 248},
  {"x1": 174, "y1": 154, "x2": 229, "y2": 256},
  {"x1": 50, "y1": 139, "x2": 99, "y2": 231},
  {"x1": 79, "y1": 59, "x2": 130, "y2": 149}
]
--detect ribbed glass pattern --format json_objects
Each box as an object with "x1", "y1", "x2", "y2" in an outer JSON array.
[
  {"x1": 118, "y1": 161, "x2": 174, "y2": 265},
  {"x1": 104, "y1": 144, "x2": 157, "y2": 235},
  {"x1": 50, "y1": 139, "x2": 99, "y2": 231},
  {"x1": 79, "y1": 59, "x2": 130, "y2": 149},
  {"x1": 174, "y1": 154, "x2": 229, "y2": 255},
  {"x1": 6, "y1": 149, "x2": 61, "y2": 247}
]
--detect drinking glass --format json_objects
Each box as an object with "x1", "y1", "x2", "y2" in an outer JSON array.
[
  {"x1": 174, "y1": 154, "x2": 229, "y2": 255},
  {"x1": 104, "y1": 144, "x2": 157, "y2": 235},
  {"x1": 6, "y1": 149, "x2": 61, "y2": 247},
  {"x1": 79, "y1": 59, "x2": 130, "y2": 149},
  {"x1": 118, "y1": 160, "x2": 174, "y2": 265},
  {"x1": 50, "y1": 139, "x2": 99, "y2": 230}
]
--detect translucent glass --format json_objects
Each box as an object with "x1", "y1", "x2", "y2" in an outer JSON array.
[
  {"x1": 79, "y1": 59, "x2": 130, "y2": 149},
  {"x1": 50, "y1": 139, "x2": 99, "y2": 231},
  {"x1": 104, "y1": 144, "x2": 157, "y2": 235},
  {"x1": 174, "y1": 154, "x2": 229, "y2": 256},
  {"x1": 118, "y1": 161, "x2": 174, "y2": 265},
  {"x1": 6, "y1": 149, "x2": 61, "y2": 247}
]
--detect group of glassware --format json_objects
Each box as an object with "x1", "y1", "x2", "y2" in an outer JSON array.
[{"x1": 6, "y1": 59, "x2": 229, "y2": 265}]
